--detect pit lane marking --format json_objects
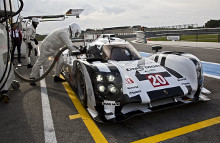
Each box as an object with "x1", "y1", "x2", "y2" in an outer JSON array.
[
  {"x1": 69, "y1": 114, "x2": 81, "y2": 120},
  {"x1": 40, "y1": 67, "x2": 57, "y2": 143},
  {"x1": 132, "y1": 116, "x2": 220, "y2": 143},
  {"x1": 62, "y1": 82, "x2": 108, "y2": 143},
  {"x1": 204, "y1": 74, "x2": 220, "y2": 80}
]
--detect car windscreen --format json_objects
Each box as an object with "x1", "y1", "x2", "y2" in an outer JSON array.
[
  {"x1": 110, "y1": 35, "x2": 116, "y2": 38},
  {"x1": 103, "y1": 34, "x2": 116, "y2": 38},
  {"x1": 102, "y1": 44, "x2": 141, "y2": 61}
]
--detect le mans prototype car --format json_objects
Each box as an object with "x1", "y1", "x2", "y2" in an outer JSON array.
[{"x1": 62, "y1": 34, "x2": 210, "y2": 122}]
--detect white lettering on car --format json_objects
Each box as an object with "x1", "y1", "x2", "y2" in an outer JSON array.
[
  {"x1": 146, "y1": 74, "x2": 169, "y2": 87},
  {"x1": 102, "y1": 102, "x2": 120, "y2": 106}
]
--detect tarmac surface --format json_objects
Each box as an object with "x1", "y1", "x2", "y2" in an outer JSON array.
[{"x1": 0, "y1": 39, "x2": 220, "y2": 143}]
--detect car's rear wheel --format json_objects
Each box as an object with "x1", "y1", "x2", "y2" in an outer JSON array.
[{"x1": 76, "y1": 63, "x2": 87, "y2": 107}]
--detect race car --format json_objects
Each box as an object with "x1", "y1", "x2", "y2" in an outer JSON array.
[{"x1": 62, "y1": 35, "x2": 210, "y2": 122}]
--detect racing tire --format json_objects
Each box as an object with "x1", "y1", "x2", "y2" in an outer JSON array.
[{"x1": 76, "y1": 63, "x2": 87, "y2": 107}]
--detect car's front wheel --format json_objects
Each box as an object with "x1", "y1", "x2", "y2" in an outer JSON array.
[{"x1": 76, "y1": 63, "x2": 87, "y2": 107}]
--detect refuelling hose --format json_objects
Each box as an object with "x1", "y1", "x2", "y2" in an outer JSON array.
[{"x1": 14, "y1": 46, "x2": 68, "y2": 82}]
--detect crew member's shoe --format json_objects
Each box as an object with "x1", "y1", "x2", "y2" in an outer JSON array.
[
  {"x1": 30, "y1": 77, "x2": 36, "y2": 86},
  {"x1": 27, "y1": 64, "x2": 33, "y2": 68},
  {"x1": 54, "y1": 76, "x2": 66, "y2": 82}
]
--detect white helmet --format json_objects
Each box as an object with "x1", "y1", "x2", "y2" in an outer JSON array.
[
  {"x1": 32, "y1": 17, "x2": 39, "y2": 26},
  {"x1": 69, "y1": 23, "x2": 81, "y2": 38}
]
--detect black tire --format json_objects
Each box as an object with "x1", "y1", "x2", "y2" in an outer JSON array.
[{"x1": 76, "y1": 63, "x2": 87, "y2": 107}]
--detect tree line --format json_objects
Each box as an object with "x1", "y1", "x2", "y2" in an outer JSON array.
[{"x1": 205, "y1": 20, "x2": 220, "y2": 28}]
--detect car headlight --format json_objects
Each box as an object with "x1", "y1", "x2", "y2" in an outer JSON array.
[
  {"x1": 97, "y1": 84, "x2": 105, "y2": 92},
  {"x1": 96, "y1": 74, "x2": 104, "y2": 82},
  {"x1": 107, "y1": 74, "x2": 115, "y2": 82},
  {"x1": 108, "y1": 84, "x2": 118, "y2": 93}
]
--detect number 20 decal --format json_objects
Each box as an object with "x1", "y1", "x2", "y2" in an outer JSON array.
[{"x1": 146, "y1": 74, "x2": 169, "y2": 87}]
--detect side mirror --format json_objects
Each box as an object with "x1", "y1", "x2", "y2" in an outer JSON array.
[{"x1": 152, "y1": 46, "x2": 162, "y2": 52}]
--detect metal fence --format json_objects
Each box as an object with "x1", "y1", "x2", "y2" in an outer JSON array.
[
  {"x1": 84, "y1": 26, "x2": 136, "y2": 38},
  {"x1": 146, "y1": 28, "x2": 220, "y2": 42},
  {"x1": 84, "y1": 27, "x2": 220, "y2": 43}
]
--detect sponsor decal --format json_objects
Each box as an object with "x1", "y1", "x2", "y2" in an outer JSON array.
[
  {"x1": 129, "y1": 90, "x2": 141, "y2": 95},
  {"x1": 127, "y1": 86, "x2": 139, "y2": 89},
  {"x1": 102, "y1": 102, "x2": 120, "y2": 106},
  {"x1": 146, "y1": 73, "x2": 169, "y2": 87},
  {"x1": 126, "y1": 65, "x2": 160, "y2": 71},
  {"x1": 144, "y1": 69, "x2": 156, "y2": 73},
  {"x1": 125, "y1": 78, "x2": 134, "y2": 84},
  {"x1": 181, "y1": 82, "x2": 190, "y2": 86},
  {"x1": 178, "y1": 78, "x2": 187, "y2": 81}
]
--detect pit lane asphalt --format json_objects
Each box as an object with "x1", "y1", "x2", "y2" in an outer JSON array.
[{"x1": 0, "y1": 39, "x2": 219, "y2": 143}]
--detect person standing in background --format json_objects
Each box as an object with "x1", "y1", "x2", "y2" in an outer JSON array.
[
  {"x1": 25, "y1": 18, "x2": 39, "y2": 68},
  {"x1": 11, "y1": 23, "x2": 22, "y2": 64}
]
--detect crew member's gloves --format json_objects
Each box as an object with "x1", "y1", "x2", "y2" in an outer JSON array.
[
  {"x1": 70, "y1": 47, "x2": 80, "y2": 56},
  {"x1": 79, "y1": 46, "x2": 86, "y2": 54},
  {"x1": 34, "y1": 39, "x2": 38, "y2": 45},
  {"x1": 28, "y1": 43, "x2": 33, "y2": 49}
]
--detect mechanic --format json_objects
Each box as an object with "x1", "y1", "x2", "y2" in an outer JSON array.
[
  {"x1": 29, "y1": 22, "x2": 81, "y2": 86},
  {"x1": 25, "y1": 18, "x2": 39, "y2": 68},
  {"x1": 11, "y1": 23, "x2": 22, "y2": 64}
]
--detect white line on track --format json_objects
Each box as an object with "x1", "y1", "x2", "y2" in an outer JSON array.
[
  {"x1": 40, "y1": 67, "x2": 57, "y2": 143},
  {"x1": 131, "y1": 40, "x2": 220, "y2": 50},
  {"x1": 202, "y1": 61, "x2": 220, "y2": 65},
  {"x1": 204, "y1": 74, "x2": 220, "y2": 80}
]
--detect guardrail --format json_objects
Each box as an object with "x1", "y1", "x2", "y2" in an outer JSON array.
[{"x1": 146, "y1": 28, "x2": 220, "y2": 43}]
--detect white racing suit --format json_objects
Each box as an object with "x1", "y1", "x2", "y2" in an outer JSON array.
[
  {"x1": 25, "y1": 24, "x2": 38, "y2": 65},
  {"x1": 30, "y1": 28, "x2": 77, "y2": 78}
]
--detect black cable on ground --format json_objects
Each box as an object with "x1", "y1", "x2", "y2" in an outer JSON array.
[{"x1": 14, "y1": 46, "x2": 68, "y2": 82}]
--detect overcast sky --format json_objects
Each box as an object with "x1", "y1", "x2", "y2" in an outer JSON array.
[{"x1": 17, "y1": 0, "x2": 220, "y2": 34}]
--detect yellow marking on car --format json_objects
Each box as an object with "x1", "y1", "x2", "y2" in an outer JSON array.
[
  {"x1": 132, "y1": 116, "x2": 220, "y2": 143},
  {"x1": 69, "y1": 114, "x2": 81, "y2": 120},
  {"x1": 62, "y1": 82, "x2": 108, "y2": 143}
]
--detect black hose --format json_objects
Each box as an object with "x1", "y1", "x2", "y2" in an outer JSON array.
[
  {"x1": 14, "y1": 46, "x2": 68, "y2": 82},
  {"x1": 0, "y1": 0, "x2": 12, "y2": 91},
  {"x1": 0, "y1": 0, "x2": 11, "y2": 91},
  {"x1": 0, "y1": 0, "x2": 23, "y2": 91}
]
